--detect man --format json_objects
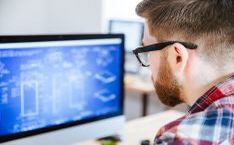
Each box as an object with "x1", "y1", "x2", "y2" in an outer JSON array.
[{"x1": 133, "y1": 0, "x2": 234, "y2": 144}]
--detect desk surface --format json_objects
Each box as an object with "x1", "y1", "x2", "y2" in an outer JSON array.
[
  {"x1": 76, "y1": 110, "x2": 184, "y2": 145},
  {"x1": 125, "y1": 74, "x2": 154, "y2": 94}
]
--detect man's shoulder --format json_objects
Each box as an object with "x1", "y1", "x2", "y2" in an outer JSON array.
[
  {"x1": 176, "y1": 96, "x2": 234, "y2": 142},
  {"x1": 180, "y1": 95, "x2": 234, "y2": 129},
  {"x1": 155, "y1": 96, "x2": 234, "y2": 144},
  {"x1": 208, "y1": 95, "x2": 234, "y2": 111}
]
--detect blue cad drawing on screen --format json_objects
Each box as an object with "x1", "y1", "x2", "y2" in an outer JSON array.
[{"x1": 0, "y1": 39, "x2": 122, "y2": 136}]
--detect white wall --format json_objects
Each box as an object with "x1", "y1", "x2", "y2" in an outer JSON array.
[
  {"x1": 0, "y1": 0, "x2": 102, "y2": 35},
  {"x1": 0, "y1": 0, "x2": 47, "y2": 34},
  {"x1": 102, "y1": 0, "x2": 143, "y2": 32},
  {"x1": 102, "y1": 0, "x2": 142, "y2": 20},
  {"x1": 46, "y1": 0, "x2": 102, "y2": 34}
]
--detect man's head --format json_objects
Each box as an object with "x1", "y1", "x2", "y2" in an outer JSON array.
[{"x1": 135, "y1": 0, "x2": 234, "y2": 106}]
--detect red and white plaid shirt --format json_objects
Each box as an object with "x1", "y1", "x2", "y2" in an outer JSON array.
[{"x1": 154, "y1": 75, "x2": 234, "y2": 145}]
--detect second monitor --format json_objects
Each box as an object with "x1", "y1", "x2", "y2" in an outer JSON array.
[{"x1": 109, "y1": 20, "x2": 144, "y2": 73}]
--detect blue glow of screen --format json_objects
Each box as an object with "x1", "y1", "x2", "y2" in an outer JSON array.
[{"x1": 0, "y1": 40, "x2": 122, "y2": 136}]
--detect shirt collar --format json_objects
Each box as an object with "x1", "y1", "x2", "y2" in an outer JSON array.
[{"x1": 188, "y1": 75, "x2": 234, "y2": 114}]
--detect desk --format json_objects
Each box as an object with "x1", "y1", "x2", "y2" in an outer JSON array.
[
  {"x1": 125, "y1": 74, "x2": 155, "y2": 116},
  {"x1": 76, "y1": 110, "x2": 184, "y2": 145}
]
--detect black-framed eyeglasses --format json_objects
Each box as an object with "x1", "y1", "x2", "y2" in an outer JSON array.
[{"x1": 132, "y1": 41, "x2": 198, "y2": 67}]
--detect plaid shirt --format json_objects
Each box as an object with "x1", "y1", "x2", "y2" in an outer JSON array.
[{"x1": 154, "y1": 75, "x2": 234, "y2": 145}]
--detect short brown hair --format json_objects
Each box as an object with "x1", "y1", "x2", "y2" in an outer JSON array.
[{"x1": 136, "y1": 0, "x2": 234, "y2": 66}]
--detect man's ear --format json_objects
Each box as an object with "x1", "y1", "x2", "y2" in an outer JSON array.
[{"x1": 167, "y1": 43, "x2": 189, "y2": 75}]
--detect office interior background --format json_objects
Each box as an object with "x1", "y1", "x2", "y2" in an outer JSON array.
[
  {"x1": 0, "y1": 0, "x2": 187, "y2": 121},
  {"x1": 0, "y1": 0, "x2": 191, "y2": 145}
]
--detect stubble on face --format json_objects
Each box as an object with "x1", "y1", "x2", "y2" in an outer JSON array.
[{"x1": 152, "y1": 51, "x2": 183, "y2": 107}]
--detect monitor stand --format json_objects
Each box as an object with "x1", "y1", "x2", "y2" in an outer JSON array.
[{"x1": 97, "y1": 134, "x2": 122, "y2": 142}]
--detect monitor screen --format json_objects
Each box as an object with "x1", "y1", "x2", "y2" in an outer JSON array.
[
  {"x1": 109, "y1": 20, "x2": 144, "y2": 52},
  {"x1": 109, "y1": 20, "x2": 143, "y2": 73},
  {"x1": 0, "y1": 34, "x2": 124, "y2": 143}
]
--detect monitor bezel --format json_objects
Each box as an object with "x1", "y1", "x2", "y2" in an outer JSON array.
[{"x1": 0, "y1": 34, "x2": 125, "y2": 143}]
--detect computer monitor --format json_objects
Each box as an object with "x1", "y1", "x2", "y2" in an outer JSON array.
[
  {"x1": 108, "y1": 20, "x2": 143, "y2": 52},
  {"x1": 109, "y1": 20, "x2": 143, "y2": 73},
  {"x1": 0, "y1": 34, "x2": 125, "y2": 145}
]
